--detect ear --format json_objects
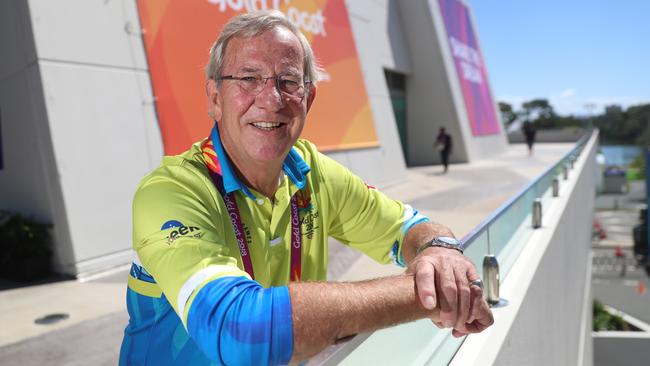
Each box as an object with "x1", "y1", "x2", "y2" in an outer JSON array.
[
  {"x1": 305, "y1": 83, "x2": 317, "y2": 112},
  {"x1": 206, "y1": 78, "x2": 223, "y2": 121}
]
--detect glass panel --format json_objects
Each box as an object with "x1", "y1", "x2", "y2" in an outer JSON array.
[
  {"x1": 324, "y1": 132, "x2": 594, "y2": 366},
  {"x1": 463, "y1": 229, "x2": 488, "y2": 278},
  {"x1": 338, "y1": 320, "x2": 444, "y2": 365},
  {"x1": 489, "y1": 186, "x2": 535, "y2": 257}
]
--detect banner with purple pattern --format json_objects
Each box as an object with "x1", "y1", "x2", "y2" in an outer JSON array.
[{"x1": 439, "y1": 0, "x2": 500, "y2": 136}]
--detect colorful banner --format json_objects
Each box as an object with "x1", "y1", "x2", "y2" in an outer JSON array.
[
  {"x1": 438, "y1": 0, "x2": 500, "y2": 136},
  {"x1": 136, "y1": 0, "x2": 378, "y2": 155}
]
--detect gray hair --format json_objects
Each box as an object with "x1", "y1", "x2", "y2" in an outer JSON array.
[{"x1": 206, "y1": 10, "x2": 324, "y2": 85}]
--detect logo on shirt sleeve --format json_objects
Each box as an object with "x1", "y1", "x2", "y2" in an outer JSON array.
[{"x1": 161, "y1": 220, "x2": 203, "y2": 244}]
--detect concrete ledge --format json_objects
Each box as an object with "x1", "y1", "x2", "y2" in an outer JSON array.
[
  {"x1": 62, "y1": 249, "x2": 132, "y2": 278},
  {"x1": 593, "y1": 331, "x2": 650, "y2": 366},
  {"x1": 592, "y1": 302, "x2": 650, "y2": 366}
]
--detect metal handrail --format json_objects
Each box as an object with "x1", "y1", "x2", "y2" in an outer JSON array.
[{"x1": 460, "y1": 129, "x2": 593, "y2": 249}]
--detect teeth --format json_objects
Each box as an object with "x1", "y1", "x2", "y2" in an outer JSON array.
[{"x1": 252, "y1": 122, "x2": 282, "y2": 130}]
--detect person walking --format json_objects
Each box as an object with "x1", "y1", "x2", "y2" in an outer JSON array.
[
  {"x1": 523, "y1": 121, "x2": 536, "y2": 156},
  {"x1": 435, "y1": 127, "x2": 453, "y2": 173}
]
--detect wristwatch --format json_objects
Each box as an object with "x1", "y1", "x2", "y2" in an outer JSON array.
[{"x1": 416, "y1": 236, "x2": 464, "y2": 256}]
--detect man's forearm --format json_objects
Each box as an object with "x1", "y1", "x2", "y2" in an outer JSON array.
[{"x1": 288, "y1": 274, "x2": 440, "y2": 363}]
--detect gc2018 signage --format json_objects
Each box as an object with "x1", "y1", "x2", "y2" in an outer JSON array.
[{"x1": 136, "y1": 0, "x2": 378, "y2": 154}]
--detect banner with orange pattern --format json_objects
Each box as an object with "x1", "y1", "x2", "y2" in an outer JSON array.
[{"x1": 136, "y1": 0, "x2": 378, "y2": 155}]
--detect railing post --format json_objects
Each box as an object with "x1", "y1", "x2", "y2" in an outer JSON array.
[
  {"x1": 552, "y1": 178, "x2": 559, "y2": 197},
  {"x1": 483, "y1": 254, "x2": 501, "y2": 306},
  {"x1": 563, "y1": 164, "x2": 569, "y2": 180},
  {"x1": 532, "y1": 198, "x2": 542, "y2": 228}
]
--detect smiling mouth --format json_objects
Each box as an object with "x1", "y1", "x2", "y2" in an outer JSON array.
[{"x1": 251, "y1": 122, "x2": 284, "y2": 131}]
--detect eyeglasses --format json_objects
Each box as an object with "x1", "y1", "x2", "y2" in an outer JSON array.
[{"x1": 217, "y1": 74, "x2": 310, "y2": 98}]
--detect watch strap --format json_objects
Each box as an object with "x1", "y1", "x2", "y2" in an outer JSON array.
[{"x1": 416, "y1": 237, "x2": 464, "y2": 256}]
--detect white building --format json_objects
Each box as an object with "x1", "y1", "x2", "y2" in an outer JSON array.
[{"x1": 0, "y1": 0, "x2": 506, "y2": 276}]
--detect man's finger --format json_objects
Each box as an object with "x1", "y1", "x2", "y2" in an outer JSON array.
[
  {"x1": 451, "y1": 329, "x2": 467, "y2": 338},
  {"x1": 454, "y1": 267, "x2": 471, "y2": 330},
  {"x1": 466, "y1": 265, "x2": 480, "y2": 287},
  {"x1": 432, "y1": 320, "x2": 445, "y2": 328},
  {"x1": 467, "y1": 279, "x2": 483, "y2": 324},
  {"x1": 415, "y1": 260, "x2": 437, "y2": 309},
  {"x1": 436, "y1": 261, "x2": 458, "y2": 328},
  {"x1": 465, "y1": 298, "x2": 494, "y2": 333}
]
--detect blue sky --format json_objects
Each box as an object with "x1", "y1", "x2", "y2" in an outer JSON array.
[{"x1": 467, "y1": 0, "x2": 650, "y2": 116}]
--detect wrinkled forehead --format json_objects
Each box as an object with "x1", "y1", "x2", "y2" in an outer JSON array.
[{"x1": 222, "y1": 27, "x2": 305, "y2": 75}]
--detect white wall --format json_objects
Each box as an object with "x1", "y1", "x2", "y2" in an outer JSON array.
[
  {"x1": 397, "y1": 0, "x2": 466, "y2": 165},
  {"x1": 397, "y1": 0, "x2": 507, "y2": 166},
  {"x1": 31, "y1": 0, "x2": 163, "y2": 274},
  {"x1": 0, "y1": 0, "x2": 163, "y2": 275},
  {"x1": 327, "y1": 0, "x2": 411, "y2": 187},
  {"x1": 0, "y1": 0, "x2": 76, "y2": 272}
]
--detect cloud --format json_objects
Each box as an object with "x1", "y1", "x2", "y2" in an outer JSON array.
[{"x1": 559, "y1": 89, "x2": 576, "y2": 98}]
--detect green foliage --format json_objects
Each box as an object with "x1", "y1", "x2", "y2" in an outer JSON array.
[
  {"x1": 629, "y1": 154, "x2": 645, "y2": 180},
  {"x1": 522, "y1": 99, "x2": 555, "y2": 120},
  {"x1": 593, "y1": 300, "x2": 635, "y2": 331},
  {"x1": 498, "y1": 102, "x2": 517, "y2": 126},
  {"x1": 0, "y1": 211, "x2": 53, "y2": 281},
  {"x1": 593, "y1": 103, "x2": 650, "y2": 145}
]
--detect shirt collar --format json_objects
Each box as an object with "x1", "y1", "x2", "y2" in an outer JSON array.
[{"x1": 210, "y1": 123, "x2": 311, "y2": 199}]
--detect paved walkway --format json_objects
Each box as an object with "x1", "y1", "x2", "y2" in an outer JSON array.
[{"x1": 0, "y1": 143, "x2": 572, "y2": 365}]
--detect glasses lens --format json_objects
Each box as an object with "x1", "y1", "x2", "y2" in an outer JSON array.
[
  {"x1": 238, "y1": 76, "x2": 263, "y2": 94},
  {"x1": 278, "y1": 78, "x2": 302, "y2": 94},
  {"x1": 228, "y1": 75, "x2": 307, "y2": 98}
]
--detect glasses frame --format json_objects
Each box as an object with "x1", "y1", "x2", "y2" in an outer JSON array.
[{"x1": 216, "y1": 74, "x2": 311, "y2": 99}]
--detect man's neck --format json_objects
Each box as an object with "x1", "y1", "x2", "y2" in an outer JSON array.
[{"x1": 222, "y1": 143, "x2": 284, "y2": 199}]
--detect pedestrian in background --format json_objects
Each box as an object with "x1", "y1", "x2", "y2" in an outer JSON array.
[
  {"x1": 435, "y1": 127, "x2": 453, "y2": 173},
  {"x1": 523, "y1": 121, "x2": 536, "y2": 156}
]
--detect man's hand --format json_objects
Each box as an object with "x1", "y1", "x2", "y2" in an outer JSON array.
[{"x1": 407, "y1": 246, "x2": 493, "y2": 335}]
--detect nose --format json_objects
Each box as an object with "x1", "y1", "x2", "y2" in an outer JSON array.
[{"x1": 255, "y1": 78, "x2": 285, "y2": 110}]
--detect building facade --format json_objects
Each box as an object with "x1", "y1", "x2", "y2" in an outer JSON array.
[{"x1": 0, "y1": 0, "x2": 506, "y2": 275}]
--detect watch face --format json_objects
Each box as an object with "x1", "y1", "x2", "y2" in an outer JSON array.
[{"x1": 437, "y1": 236, "x2": 460, "y2": 245}]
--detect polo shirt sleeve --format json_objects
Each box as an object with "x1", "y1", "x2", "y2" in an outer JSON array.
[
  {"x1": 314, "y1": 152, "x2": 429, "y2": 266},
  {"x1": 132, "y1": 163, "x2": 294, "y2": 364},
  {"x1": 132, "y1": 164, "x2": 248, "y2": 322}
]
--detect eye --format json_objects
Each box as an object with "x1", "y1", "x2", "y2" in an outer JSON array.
[
  {"x1": 279, "y1": 78, "x2": 300, "y2": 92},
  {"x1": 240, "y1": 76, "x2": 260, "y2": 83}
]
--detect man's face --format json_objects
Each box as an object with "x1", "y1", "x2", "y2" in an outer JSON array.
[{"x1": 207, "y1": 27, "x2": 315, "y2": 166}]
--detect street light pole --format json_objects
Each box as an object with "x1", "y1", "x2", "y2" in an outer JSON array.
[{"x1": 584, "y1": 103, "x2": 596, "y2": 130}]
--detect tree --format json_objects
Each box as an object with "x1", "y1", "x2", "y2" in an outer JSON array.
[
  {"x1": 497, "y1": 98, "x2": 650, "y2": 145},
  {"x1": 521, "y1": 99, "x2": 555, "y2": 120},
  {"x1": 520, "y1": 99, "x2": 559, "y2": 129},
  {"x1": 498, "y1": 102, "x2": 518, "y2": 126},
  {"x1": 627, "y1": 104, "x2": 650, "y2": 146}
]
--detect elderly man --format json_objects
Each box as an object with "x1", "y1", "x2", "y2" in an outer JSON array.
[{"x1": 120, "y1": 11, "x2": 493, "y2": 366}]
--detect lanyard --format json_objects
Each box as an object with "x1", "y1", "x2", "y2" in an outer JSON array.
[{"x1": 202, "y1": 127, "x2": 302, "y2": 281}]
